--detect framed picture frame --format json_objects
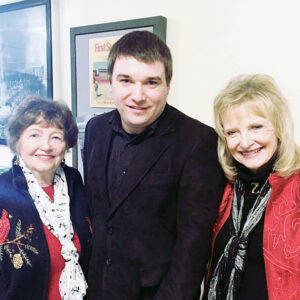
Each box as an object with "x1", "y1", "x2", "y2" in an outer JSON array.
[
  {"x1": 0, "y1": 0, "x2": 53, "y2": 145},
  {"x1": 70, "y1": 16, "x2": 167, "y2": 171}
]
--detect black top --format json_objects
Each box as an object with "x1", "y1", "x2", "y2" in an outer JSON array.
[
  {"x1": 204, "y1": 156, "x2": 277, "y2": 299},
  {"x1": 106, "y1": 113, "x2": 159, "y2": 206}
]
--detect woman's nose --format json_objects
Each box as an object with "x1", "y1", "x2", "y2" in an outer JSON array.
[
  {"x1": 39, "y1": 137, "x2": 51, "y2": 150},
  {"x1": 239, "y1": 132, "x2": 253, "y2": 148}
]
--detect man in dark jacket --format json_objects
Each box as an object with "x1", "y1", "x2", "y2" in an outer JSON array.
[{"x1": 83, "y1": 30, "x2": 225, "y2": 300}]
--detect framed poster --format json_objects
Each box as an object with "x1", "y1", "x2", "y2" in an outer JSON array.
[
  {"x1": 70, "y1": 16, "x2": 167, "y2": 170},
  {"x1": 89, "y1": 35, "x2": 121, "y2": 108},
  {"x1": 0, "y1": 0, "x2": 53, "y2": 145}
]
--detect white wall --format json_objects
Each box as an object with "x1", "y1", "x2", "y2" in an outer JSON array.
[
  {"x1": 50, "y1": 0, "x2": 300, "y2": 143},
  {"x1": 1, "y1": 0, "x2": 300, "y2": 166}
]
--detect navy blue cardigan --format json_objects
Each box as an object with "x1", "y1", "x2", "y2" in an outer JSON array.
[{"x1": 0, "y1": 158, "x2": 91, "y2": 299}]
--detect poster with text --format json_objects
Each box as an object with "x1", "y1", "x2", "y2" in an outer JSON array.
[{"x1": 89, "y1": 36, "x2": 121, "y2": 107}]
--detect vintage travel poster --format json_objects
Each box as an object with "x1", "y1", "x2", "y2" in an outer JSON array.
[{"x1": 89, "y1": 36, "x2": 121, "y2": 107}]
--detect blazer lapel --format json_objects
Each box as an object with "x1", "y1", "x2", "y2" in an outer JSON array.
[
  {"x1": 106, "y1": 134, "x2": 170, "y2": 221},
  {"x1": 88, "y1": 123, "x2": 113, "y2": 207},
  {"x1": 106, "y1": 104, "x2": 176, "y2": 220}
]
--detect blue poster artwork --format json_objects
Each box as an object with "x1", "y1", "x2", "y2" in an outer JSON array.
[{"x1": 0, "y1": 2, "x2": 51, "y2": 144}]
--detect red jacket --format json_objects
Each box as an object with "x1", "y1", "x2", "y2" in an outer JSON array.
[{"x1": 206, "y1": 172, "x2": 300, "y2": 300}]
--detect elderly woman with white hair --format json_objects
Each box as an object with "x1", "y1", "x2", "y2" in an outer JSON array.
[{"x1": 0, "y1": 96, "x2": 91, "y2": 299}]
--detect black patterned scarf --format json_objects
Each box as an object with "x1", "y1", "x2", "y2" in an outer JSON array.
[{"x1": 208, "y1": 175, "x2": 271, "y2": 300}]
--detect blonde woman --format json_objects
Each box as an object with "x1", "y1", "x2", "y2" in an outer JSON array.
[{"x1": 204, "y1": 74, "x2": 300, "y2": 300}]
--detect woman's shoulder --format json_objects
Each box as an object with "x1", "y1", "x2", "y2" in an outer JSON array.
[
  {"x1": 62, "y1": 163, "x2": 81, "y2": 176},
  {"x1": 269, "y1": 171, "x2": 300, "y2": 184},
  {"x1": 0, "y1": 169, "x2": 32, "y2": 211},
  {"x1": 0, "y1": 169, "x2": 15, "y2": 192},
  {"x1": 268, "y1": 171, "x2": 300, "y2": 200},
  {"x1": 0, "y1": 167, "x2": 12, "y2": 179},
  {"x1": 62, "y1": 164, "x2": 84, "y2": 186}
]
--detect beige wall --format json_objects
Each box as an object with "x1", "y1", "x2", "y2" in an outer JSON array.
[{"x1": 1, "y1": 0, "x2": 300, "y2": 165}]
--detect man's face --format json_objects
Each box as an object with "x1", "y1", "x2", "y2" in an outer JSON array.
[{"x1": 110, "y1": 55, "x2": 170, "y2": 134}]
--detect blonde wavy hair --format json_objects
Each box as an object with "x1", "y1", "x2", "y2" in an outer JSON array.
[{"x1": 214, "y1": 74, "x2": 300, "y2": 181}]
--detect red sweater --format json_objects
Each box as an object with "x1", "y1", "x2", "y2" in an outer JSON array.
[
  {"x1": 206, "y1": 172, "x2": 300, "y2": 299},
  {"x1": 42, "y1": 185, "x2": 81, "y2": 300}
]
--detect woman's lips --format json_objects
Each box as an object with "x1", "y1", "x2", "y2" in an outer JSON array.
[{"x1": 240, "y1": 147, "x2": 262, "y2": 157}]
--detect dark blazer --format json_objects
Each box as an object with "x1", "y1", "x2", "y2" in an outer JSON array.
[
  {"x1": 84, "y1": 104, "x2": 225, "y2": 300},
  {"x1": 0, "y1": 158, "x2": 92, "y2": 300}
]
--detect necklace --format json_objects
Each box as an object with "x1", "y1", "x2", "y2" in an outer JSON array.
[{"x1": 250, "y1": 182, "x2": 260, "y2": 194}]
